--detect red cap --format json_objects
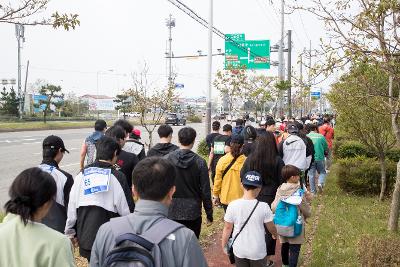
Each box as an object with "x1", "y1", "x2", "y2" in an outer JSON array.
[{"x1": 132, "y1": 129, "x2": 141, "y2": 137}]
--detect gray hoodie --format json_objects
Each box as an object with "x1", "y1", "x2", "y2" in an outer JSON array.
[{"x1": 90, "y1": 200, "x2": 208, "y2": 267}]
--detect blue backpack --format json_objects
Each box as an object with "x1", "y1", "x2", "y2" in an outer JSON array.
[{"x1": 273, "y1": 200, "x2": 303, "y2": 237}]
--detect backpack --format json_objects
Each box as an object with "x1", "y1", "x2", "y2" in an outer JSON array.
[
  {"x1": 232, "y1": 125, "x2": 244, "y2": 136},
  {"x1": 104, "y1": 217, "x2": 184, "y2": 267},
  {"x1": 273, "y1": 200, "x2": 302, "y2": 237},
  {"x1": 86, "y1": 141, "x2": 97, "y2": 165}
]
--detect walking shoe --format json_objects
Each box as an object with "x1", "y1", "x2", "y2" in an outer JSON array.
[
  {"x1": 318, "y1": 184, "x2": 323, "y2": 194},
  {"x1": 266, "y1": 260, "x2": 275, "y2": 267}
]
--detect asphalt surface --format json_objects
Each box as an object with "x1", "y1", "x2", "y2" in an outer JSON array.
[{"x1": 0, "y1": 122, "x2": 206, "y2": 210}]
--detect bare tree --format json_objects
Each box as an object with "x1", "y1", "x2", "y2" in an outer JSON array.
[
  {"x1": 126, "y1": 65, "x2": 175, "y2": 148},
  {"x1": 0, "y1": 0, "x2": 79, "y2": 30}
]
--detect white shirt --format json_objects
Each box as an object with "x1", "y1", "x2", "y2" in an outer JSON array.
[{"x1": 224, "y1": 199, "x2": 273, "y2": 260}]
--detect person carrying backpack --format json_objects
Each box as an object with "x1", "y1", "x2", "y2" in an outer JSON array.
[
  {"x1": 79, "y1": 119, "x2": 107, "y2": 170},
  {"x1": 272, "y1": 165, "x2": 312, "y2": 267},
  {"x1": 233, "y1": 119, "x2": 245, "y2": 136},
  {"x1": 90, "y1": 157, "x2": 208, "y2": 267}
]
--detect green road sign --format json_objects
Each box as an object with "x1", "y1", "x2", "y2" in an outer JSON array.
[
  {"x1": 225, "y1": 33, "x2": 245, "y2": 42},
  {"x1": 225, "y1": 35, "x2": 270, "y2": 70}
]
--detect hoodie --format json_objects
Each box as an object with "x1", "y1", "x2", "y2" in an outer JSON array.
[
  {"x1": 165, "y1": 149, "x2": 213, "y2": 221},
  {"x1": 272, "y1": 182, "x2": 311, "y2": 244},
  {"x1": 147, "y1": 143, "x2": 179, "y2": 157}
]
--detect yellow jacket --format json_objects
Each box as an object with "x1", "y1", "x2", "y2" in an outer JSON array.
[{"x1": 213, "y1": 153, "x2": 246, "y2": 205}]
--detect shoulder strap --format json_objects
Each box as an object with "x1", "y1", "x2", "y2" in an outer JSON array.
[
  {"x1": 222, "y1": 156, "x2": 239, "y2": 180},
  {"x1": 141, "y1": 218, "x2": 184, "y2": 245},
  {"x1": 231, "y1": 201, "x2": 259, "y2": 246}
]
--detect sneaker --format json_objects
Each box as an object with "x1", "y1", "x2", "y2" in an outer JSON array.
[
  {"x1": 318, "y1": 184, "x2": 323, "y2": 194},
  {"x1": 266, "y1": 260, "x2": 275, "y2": 267}
]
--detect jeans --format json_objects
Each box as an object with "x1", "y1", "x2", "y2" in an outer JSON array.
[
  {"x1": 234, "y1": 256, "x2": 267, "y2": 267},
  {"x1": 174, "y1": 217, "x2": 202, "y2": 238},
  {"x1": 281, "y1": 243, "x2": 301, "y2": 267},
  {"x1": 308, "y1": 160, "x2": 326, "y2": 194}
]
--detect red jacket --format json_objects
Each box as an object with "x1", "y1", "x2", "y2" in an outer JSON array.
[{"x1": 319, "y1": 124, "x2": 334, "y2": 149}]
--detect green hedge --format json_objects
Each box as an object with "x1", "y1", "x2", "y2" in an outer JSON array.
[
  {"x1": 336, "y1": 141, "x2": 370, "y2": 158},
  {"x1": 335, "y1": 156, "x2": 396, "y2": 196},
  {"x1": 197, "y1": 139, "x2": 209, "y2": 159},
  {"x1": 187, "y1": 115, "x2": 202, "y2": 123}
]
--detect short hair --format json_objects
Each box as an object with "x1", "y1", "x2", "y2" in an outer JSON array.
[
  {"x1": 4, "y1": 167, "x2": 57, "y2": 225},
  {"x1": 212, "y1": 121, "x2": 221, "y2": 131},
  {"x1": 95, "y1": 120, "x2": 107, "y2": 131},
  {"x1": 308, "y1": 123, "x2": 318, "y2": 132},
  {"x1": 158, "y1": 124, "x2": 173, "y2": 138},
  {"x1": 105, "y1": 125, "x2": 126, "y2": 141},
  {"x1": 324, "y1": 117, "x2": 331, "y2": 123},
  {"x1": 242, "y1": 184, "x2": 258, "y2": 191},
  {"x1": 222, "y1": 124, "x2": 232, "y2": 132},
  {"x1": 178, "y1": 127, "x2": 197, "y2": 146},
  {"x1": 236, "y1": 119, "x2": 244, "y2": 126},
  {"x1": 95, "y1": 136, "x2": 121, "y2": 161},
  {"x1": 281, "y1": 165, "x2": 301, "y2": 182},
  {"x1": 132, "y1": 157, "x2": 176, "y2": 201},
  {"x1": 114, "y1": 119, "x2": 133, "y2": 134}
]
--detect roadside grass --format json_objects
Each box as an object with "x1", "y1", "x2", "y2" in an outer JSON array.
[
  {"x1": 307, "y1": 164, "x2": 400, "y2": 267},
  {"x1": 0, "y1": 121, "x2": 97, "y2": 131},
  {"x1": 200, "y1": 207, "x2": 225, "y2": 247},
  {"x1": 0, "y1": 212, "x2": 4, "y2": 222}
]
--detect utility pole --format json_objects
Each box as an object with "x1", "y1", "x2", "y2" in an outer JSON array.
[
  {"x1": 206, "y1": 0, "x2": 213, "y2": 135},
  {"x1": 287, "y1": 30, "x2": 292, "y2": 118},
  {"x1": 278, "y1": 0, "x2": 285, "y2": 117},
  {"x1": 15, "y1": 24, "x2": 25, "y2": 119},
  {"x1": 308, "y1": 41, "x2": 312, "y2": 115},
  {"x1": 299, "y1": 51, "x2": 303, "y2": 117},
  {"x1": 23, "y1": 60, "x2": 30, "y2": 113},
  {"x1": 166, "y1": 15, "x2": 176, "y2": 89}
]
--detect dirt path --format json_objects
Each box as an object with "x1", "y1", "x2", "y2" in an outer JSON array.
[{"x1": 203, "y1": 230, "x2": 284, "y2": 267}]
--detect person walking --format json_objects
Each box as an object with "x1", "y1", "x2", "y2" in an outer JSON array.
[
  {"x1": 272, "y1": 165, "x2": 312, "y2": 267},
  {"x1": 0, "y1": 168, "x2": 75, "y2": 267},
  {"x1": 114, "y1": 119, "x2": 146, "y2": 161},
  {"x1": 222, "y1": 171, "x2": 277, "y2": 267},
  {"x1": 307, "y1": 123, "x2": 329, "y2": 194},
  {"x1": 206, "y1": 121, "x2": 221, "y2": 153},
  {"x1": 38, "y1": 135, "x2": 74, "y2": 233},
  {"x1": 241, "y1": 132, "x2": 285, "y2": 266},
  {"x1": 79, "y1": 119, "x2": 107, "y2": 169},
  {"x1": 165, "y1": 127, "x2": 213, "y2": 238},
  {"x1": 213, "y1": 134, "x2": 246, "y2": 211},
  {"x1": 147, "y1": 124, "x2": 179, "y2": 157},
  {"x1": 65, "y1": 136, "x2": 135, "y2": 261},
  {"x1": 318, "y1": 117, "x2": 334, "y2": 170},
  {"x1": 208, "y1": 124, "x2": 233, "y2": 183},
  {"x1": 90, "y1": 157, "x2": 208, "y2": 267},
  {"x1": 242, "y1": 125, "x2": 257, "y2": 157}
]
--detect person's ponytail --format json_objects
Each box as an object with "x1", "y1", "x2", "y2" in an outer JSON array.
[{"x1": 4, "y1": 167, "x2": 56, "y2": 225}]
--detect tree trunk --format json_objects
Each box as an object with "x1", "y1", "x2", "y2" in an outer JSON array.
[
  {"x1": 43, "y1": 111, "x2": 47, "y2": 123},
  {"x1": 378, "y1": 153, "x2": 387, "y2": 201},
  {"x1": 148, "y1": 130, "x2": 153, "y2": 150},
  {"x1": 388, "y1": 160, "x2": 400, "y2": 231}
]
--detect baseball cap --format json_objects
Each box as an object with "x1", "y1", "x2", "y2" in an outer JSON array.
[
  {"x1": 231, "y1": 134, "x2": 244, "y2": 145},
  {"x1": 244, "y1": 125, "x2": 257, "y2": 141},
  {"x1": 131, "y1": 129, "x2": 141, "y2": 138},
  {"x1": 265, "y1": 116, "x2": 276, "y2": 126},
  {"x1": 241, "y1": 171, "x2": 263, "y2": 187},
  {"x1": 287, "y1": 123, "x2": 299, "y2": 134},
  {"x1": 42, "y1": 135, "x2": 69, "y2": 153}
]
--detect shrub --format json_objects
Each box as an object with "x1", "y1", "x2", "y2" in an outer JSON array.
[
  {"x1": 197, "y1": 138, "x2": 209, "y2": 159},
  {"x1": 336, "y1": 141, "x2": 371, "y2": 158},
  {"x1": 335, "y1": 156, "x2": 396, "y2": 196},
  {"x1": 187, "y1": 115, "x2": 202, "y2": 123},
  {"x1": 358, "y1": 236, "x2": 400, "y2": 266},
  {"x1": 386, "y1": 148, "x2": 400, "y2": 162}
]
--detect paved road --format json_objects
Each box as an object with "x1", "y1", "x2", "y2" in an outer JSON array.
[{"x1": 0, "y1": 122, "x2": 206, "y2": 210}]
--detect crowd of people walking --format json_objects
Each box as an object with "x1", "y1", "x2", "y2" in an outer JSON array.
[{"x1": 0, "y1": 114, "x2": 334, "y2": 267}]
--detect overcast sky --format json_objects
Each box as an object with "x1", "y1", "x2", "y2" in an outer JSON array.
[{"x1": 0, "y1": 0, "x2": 326, "y2": 99}]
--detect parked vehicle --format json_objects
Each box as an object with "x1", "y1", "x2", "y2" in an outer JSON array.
[
  {"x1": 212, "y1": 113, "x2": 226, "y2": 120},
  {"x1": 126, "y1": 112, "x2": 141, "y2": 117},
  {"x1": 165, "y1": 113, "x2": 187, "y2": 126}
]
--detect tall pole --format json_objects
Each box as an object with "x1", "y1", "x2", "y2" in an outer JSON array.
[
  {"x1": 96, "y1": 72, "x2": 99, "y2": 119},
  {"x1": 206, "y1": 0, "x2": 213, "y2": 135},
  {"x1": 15, "y1": 24, "x2": 24, "y2": 119},
  {"x1": 278, "y1": 0, "x2": 285, "y2": 117},
  {"x1": 168, "y1": 14, "x2": 173, "y2": 87},
  {"x1": 23, "y1": 60, "x2": 30, "y2": 113},
  {"x1": 299, "y1": 51, "x2": 303, "y2": 117},
  {"x1": 287, "y1": 30, "x2": 292, "y2": 118},
  {"x1": 308, "y1": 41, "x2": 312, "y2": 115}
]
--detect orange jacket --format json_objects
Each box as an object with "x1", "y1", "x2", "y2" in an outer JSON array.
[{"x1": 319, "y1": 124, "x2": 334, "y2": 149}]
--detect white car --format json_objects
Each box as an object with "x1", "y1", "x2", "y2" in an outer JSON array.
[{"x1": 126, "y1": 112, "x2": 141, "y2": 117}]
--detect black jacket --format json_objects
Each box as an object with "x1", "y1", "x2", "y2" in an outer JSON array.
[
  {"x1": 147, "y1": 143, "x2": 179, "y2": 157},
  {"x1": 165, "y1": 149, "x2": 213, "y2": 222},
  {"x1": 40, "y1": 159, "x2": 74, "y2": 233},
  {"x1": 116, "y1": 150, "x2": 139, "y2": 188},
  {"x1": 241, "y1": 156, "x2": 285, "y2": 205}
]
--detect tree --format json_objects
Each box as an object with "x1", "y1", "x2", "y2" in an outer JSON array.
[
  {"x1": 114, "y1": 93, "x2": 131, "y2": 119},
  {"x1": 126, "y1": 65, "x2": 176, "y2": 148},
  {"x1": 247, "y1": 75, "x2": 274, "y2": 119},
  {"x1": 35, "y1": 84, "x2": 63, "y2": 123},
  {"x1": 61, "y1": 93, "x2": 89, "y2": 117},
  {"x1": 328, "y1": 62, "x2": 396, "y2": 201},
  {"x1": 0, "y1": 87, "x2": 19, "y2": 117},
  {"x1": 296, "y1": 0, "x2": 400, "y2": 231},
  {"x1": 0, "y1": 0, "x2": 79, "y2": 30},
  {"x1": 213, "y1": 65, "x2": 248, "y2": 119}
]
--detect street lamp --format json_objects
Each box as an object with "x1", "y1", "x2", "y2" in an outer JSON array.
[{"x1": 96, "y1": 69, "x2": 114, "y2": 119}]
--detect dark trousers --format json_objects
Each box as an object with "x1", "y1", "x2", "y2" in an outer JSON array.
[
  {"x1": 234, "y1": 256, "x2": 267, "y2": 267},
  {"x1": 174, "y1": 217, "x2": 202, "y2": 238},
  {"x1": 281, "y1": 243, "x2": 301, "y2": 267}
]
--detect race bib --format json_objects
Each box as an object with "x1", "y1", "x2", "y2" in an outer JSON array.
[
  {"x1": 83, "y1": 167, "x2": 111, "y2": 195},
  {"x1": 214, "y1": 141, "x2": 225, "y2": 155}
]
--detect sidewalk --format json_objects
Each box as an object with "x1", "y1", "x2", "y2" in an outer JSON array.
[{"x1": 203, "y1": 230, "x2": 283, "y2": 267}]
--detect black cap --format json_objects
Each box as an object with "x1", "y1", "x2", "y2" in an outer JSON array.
[
  {"x1": 265, "y1": 116, "x2": 275, "y2": 126},
  {"x1": 42, "y1": 135, "x2": 69, "y2": 153},
  {"x1": 287, "y1": 123, "x2": 299, "y2": 134},
  {"x1": 241, "y1": 171, "x2": 263, "y2": 187},
  {"x1": 231, "y1": 134, "x2": 244, "y2": 145},
  {"x1": 244, "y1": 125, "x2": 257, "y2": 141}
]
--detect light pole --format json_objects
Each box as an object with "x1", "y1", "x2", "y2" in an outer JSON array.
[
  {"x1": 206, "y1": 0, "x2": 213, "y2": 135},
  {"x1": 15, "y1": 24, "x2": 25, "y2": 119},
  {"x1": 165, "y1": 15, "x2": 176, "y2": 88},
  {"x1": 96, "y1": 69, "x2": 114, "y2": 119}
]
